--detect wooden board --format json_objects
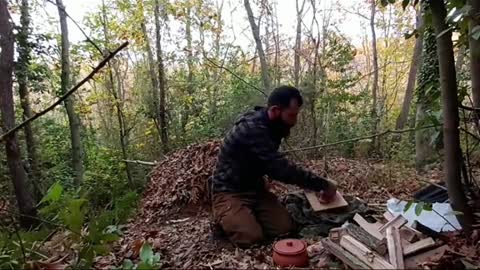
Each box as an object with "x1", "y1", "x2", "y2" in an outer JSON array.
[
  {"x1": 328, "y1": 227, "x2": 345, "y2": 243},
  {"x1": 340, "y1": 235, "x2": 395, "y2": 269},
  {"x1": 383, "y1": 211, "x2": 422, "y2": 239},
  {"x1": 344, "y1": 223, "x2": 387, "y2": 255},
  {"x1": 403, "y1": 237, "x2": 436, "y2": 256},
  {"x1": 321, "y1": 239, "x2": 370, "y2": 269},
  {"x1": 353, "y1": 214, "x2": 384, "y2": 240},
  {"x1": 305, "y1": 191, "x2": 348, "y2": 212},
  {"x1": 386, "y1": 227, "x2": 404, "y2": 269},
  {"x1": 404, "y1": 245, "x2": 448, "y2": 269},
  {"x1": 379, "y1": 215, "x2": 407, "y2": 234}
]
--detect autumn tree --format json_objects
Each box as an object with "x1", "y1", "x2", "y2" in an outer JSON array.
[
  {"x1": 0, "y1": 0, "x2": 37, "y2": 228},
  {"x1": 430, "y1": 0, "x2": 473, "y2": 230},
  {"x1": 56, "y1": 0, "x2": 85, "y2": 185},
  {"x1": 244, "y1": 0, "x2": 271, "y2": 92},
  {"x1": 16, "y1": 0, "x2": 42, "y2": 198}
]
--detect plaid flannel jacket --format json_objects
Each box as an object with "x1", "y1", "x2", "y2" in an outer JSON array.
[{"x1": 210, "y1": 107, "x2": 330, "y2": 194}]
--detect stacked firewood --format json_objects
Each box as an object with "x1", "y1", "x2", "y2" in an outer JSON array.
[{"x1": 323, "y1": 212, "x2": 450, "y2": 269}]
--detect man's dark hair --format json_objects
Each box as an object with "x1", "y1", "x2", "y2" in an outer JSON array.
[{"x1": 267, "y1": 85, "x2": 303, "y2": 108}]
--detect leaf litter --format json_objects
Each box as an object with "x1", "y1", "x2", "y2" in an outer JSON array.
[{"x1": 95, "y1": 141, "x2": 480, "y2": 268}]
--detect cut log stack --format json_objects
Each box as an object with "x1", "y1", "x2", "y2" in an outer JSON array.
[{"x1": 323, "y1": 212, "x2": 449, "y2": 269}]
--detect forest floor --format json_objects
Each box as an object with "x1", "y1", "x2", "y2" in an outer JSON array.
[{"x1": 94, "y1": 141, "x2": 480, "y2": 269}]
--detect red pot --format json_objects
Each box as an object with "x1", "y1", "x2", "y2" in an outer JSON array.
[{"x1": 273, "y1": 239, "x2": 309, "y2": 268}]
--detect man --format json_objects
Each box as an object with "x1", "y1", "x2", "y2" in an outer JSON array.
[{"x1": 210, "y1": 85, "x2": 337, "y2": 247}]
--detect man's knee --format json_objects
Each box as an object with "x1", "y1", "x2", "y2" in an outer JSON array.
[{"x1": 212, "y1": 193, "x2": 264, "y2": 247}]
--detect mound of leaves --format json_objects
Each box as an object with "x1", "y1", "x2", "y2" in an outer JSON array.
[{"x1": 140, "y1": 140, "x2": 221, "y2": 221}]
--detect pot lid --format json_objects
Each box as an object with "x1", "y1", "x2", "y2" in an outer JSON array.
[{"x1": 273, "y1": 239, "x2": 306, "y2": 255}]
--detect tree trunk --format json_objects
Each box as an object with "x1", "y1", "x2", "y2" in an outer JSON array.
[
  {"x1": 370, "y1": 0, "x2": 379, "y2": 146},
  {"x1": 468, "y1": 0, "x2": 480, "y2": 130},
  {"x1": 415, "y1": 27, "x2": 437, "y2": 171},
  {"x1": 56, "y1": 0, "x2": 84, "y2": 185},
  {"x1": 16, "y1": 0, "x2": 42, "y2": 199},
  {"x1": 244, "y1": 0, "x2": 271, "y2": 92},
  {"x1": 395, "y1": 9, "x2": 423, "y2": 130},
  {"x1": 182, "y1": 5, "x2": 194, "y2": 132},
  {"x1": 0, "y1": 0, "x2": 37, "y2": 228},
  {"x1": 154, "y1": 0, "x2": 168, "y2": 153},
  {"x1": 101, "y1": 0, "x2": 133, "y2": 186},
  {"x1": 294, "y1": 0, "x2": 306, "y2": 88},
  {"x1": 430, "y1": 0, "x2": 473, "y2": 231},
  {"x1": 137, "y1": 0, "x2": 164, "y2": 147}
]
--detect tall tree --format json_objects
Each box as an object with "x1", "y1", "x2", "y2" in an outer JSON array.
[
  {"x1": 294, "y1": 0, "x2": 306, "y2": 88},
  {"x1": 181, "y1": 3, "x2": 194, "y2": 132},
  {"x1": 0, "y1": 0, "x2": 37, "y2": 228},
  {"x1": 56, "y1": 0, "x2": 85, "y2": 185},
  {"x1": 137, "y1": 0, "x2": 162, "y2": 146},
  {"x1": 370, "y1": 0, "x2": 379, "y2": 143},
  {"x1": 16, "y1": 0, "x2": 41, "y2": 198},
  {"x1": 415, "y1": 27, "x2": 438, "y2": 171},
  {"x1": 395, "y1": 8, "x2": 423, "y2": 130},
  {"x1": 468, "y1": 0, "x2": 480, "y2": 124},
  {"x1": 101, "y1": 0, "x2": 133, "y2": 185},
  {"x1": 430, "y1": 0, "x2": 473, "y2": 230},
  {"x1": 244, "y1": 0, "x2": 271, "y2": 92},
  {"x1": 154, "y1": 0, "x2": 168, "y2": 152}
]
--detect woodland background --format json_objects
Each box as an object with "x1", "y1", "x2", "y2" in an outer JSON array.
[{"x1": 1, "y1": 0, "x2": 479, "y2": 268}]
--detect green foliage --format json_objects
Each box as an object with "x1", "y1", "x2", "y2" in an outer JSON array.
[
  {"x1": 119, "y1": 243, "x2": 162, "y2": 270},
  {"x1": 34, "y1": 181, "x2": 137, "y2": 268},
  {"x1": 404, "y1": 200, "x2": 433, "y2": 216}
]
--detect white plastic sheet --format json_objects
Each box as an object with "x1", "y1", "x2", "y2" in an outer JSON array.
[{"x1": 386, "y1": 198, "x2": 462, "y2": 232}]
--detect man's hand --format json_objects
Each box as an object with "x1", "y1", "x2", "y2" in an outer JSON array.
[{"x1": 318, "y1": 182, "x2": 337, "y2": 203}]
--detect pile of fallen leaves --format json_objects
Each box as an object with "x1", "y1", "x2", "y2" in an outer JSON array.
[
  {"x1": 139, "y1": 141, "x2": 430, "y2": 222},
  {"x1": 140, "y1": 140, "x2": 221, "y2": 221},
  {"x1": 95, "y1": 141, "x2": 480, "y2": 269}
]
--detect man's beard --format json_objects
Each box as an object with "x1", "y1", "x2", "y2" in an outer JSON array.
[{"x1": 270, "y1": 118, "x2": 292, "y2": 139}]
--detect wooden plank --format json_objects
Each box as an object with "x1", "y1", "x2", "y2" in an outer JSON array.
[
  {"x1": 353, "y1": 214, "x2": 384, "y2": 240},
  {"x1": 344, "y1": 223, "x2": 388, "y2": 255},
  {"x1": 403, "y1": 237, "x2": 436, "y2": 256},
  {"x1": 305, "y1": 191, "x2": 348, "y2": 212},
  {"x1": 305, "y1": 191, "x2": 322, "y2": 211},
  {"x1": 386, "y1": 227, "x2": 404, "y2": 269},
  {"x1": 340, "y1": 235, "x2": 395, "y2": 269},
  {"x1": 399, "y1": 228, "x2": 417, "y2": 242},
  {"x1": 379, "y1": 215, "x2": 407, "y2": 234},
  {"x1": 404, "y1": 245, "x2": 448, "y2": 269},
  {"x1": 384, "y1": 211, "x2": 422, "y2": 240},
  {"x1": 321, "y1": 239, "x2": 371, "y2": 270},
  {"x1": 328, "y1": 227, "x2": 345, "y2": 243},
  {"x1": 383, "y1": 211, "x2": 395, "y2": 221}
]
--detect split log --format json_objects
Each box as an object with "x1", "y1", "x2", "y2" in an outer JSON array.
[
  {"x1": 404, "y1": 245, "x2": 448, "y2": 269},
  {"x1": 386, "y1": 227, "x2": 404, "y2": 269},
  {"x1": 328, "y1": 227, "x2": 345, "y2": 243},
  {"x1": 379, "y1": 215, "x2": 407, "y2": 234},
  {"x1": 344, "y1": 223, "x2": 387, "y2": 255},
  {"x1": 340, "y1": 235, "x2": 395, "y2": 269},
  {"x1": 321, "y1": 239, "x2": 370, "y2": 269},
  {"x1": 403, "y1": 237, "x2": 436, "y2": 256},
  {"x1": 383, "y1": 212, "x2": 420, "y2": 241},
  {"x1": 353, "y1": 214, "x2": 384, "y2": 240}
]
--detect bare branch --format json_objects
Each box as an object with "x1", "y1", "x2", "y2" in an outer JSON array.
[
  {"x1": 284, "y1": 124, "x2": 441, "y2": 153},
  {"x1": 0, "y1": 42, "x2": 129, "y2": 142}
]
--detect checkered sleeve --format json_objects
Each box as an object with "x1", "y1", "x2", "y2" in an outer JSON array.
[{"x1": 241, "y1": 121, "x2": 331, "y2": 192}]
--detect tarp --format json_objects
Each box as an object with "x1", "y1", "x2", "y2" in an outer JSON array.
[{"x1": 387, "y1": 198, "x2": 462, "y2": 232}]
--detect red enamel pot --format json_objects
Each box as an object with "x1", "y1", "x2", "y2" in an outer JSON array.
[{"x1": 272, "y1": 239, "x2": 309, "y2": 268}]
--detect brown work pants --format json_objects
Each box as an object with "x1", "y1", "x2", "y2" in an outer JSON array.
[{"x1": 212, "y1": 191, "x2": 295, "y2": 248}]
